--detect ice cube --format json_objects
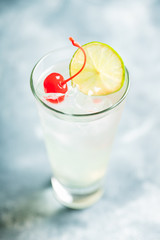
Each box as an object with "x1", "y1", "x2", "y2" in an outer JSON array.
[{"x1": 75, "y1": 91, "x2": 112, "y2": 113}]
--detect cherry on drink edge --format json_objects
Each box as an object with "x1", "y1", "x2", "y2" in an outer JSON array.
[{"x1": 43, "y1": 37, "x2": 86, "y2": 104}]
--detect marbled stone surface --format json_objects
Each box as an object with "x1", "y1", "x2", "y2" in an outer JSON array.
[{"x1": 0, "y1": 0, "x2": 160, "y2": 239}]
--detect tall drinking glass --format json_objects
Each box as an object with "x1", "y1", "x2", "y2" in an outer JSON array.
[{"x1": 30, "y1": 47, "x2": 129, "y2": 209}]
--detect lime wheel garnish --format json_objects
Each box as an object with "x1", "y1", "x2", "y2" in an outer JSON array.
[{"x1": 70, "y1": 42, "x2": 125, "y2": 96}]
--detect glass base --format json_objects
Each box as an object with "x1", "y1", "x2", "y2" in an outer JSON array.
[{"x1": 51, "y1": 177, "x2": 104, "y2": 209}]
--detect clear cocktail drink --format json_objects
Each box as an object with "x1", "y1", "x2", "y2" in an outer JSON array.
[{"x1": 30, "y1": 46, "x2": 129, "y2": 209}]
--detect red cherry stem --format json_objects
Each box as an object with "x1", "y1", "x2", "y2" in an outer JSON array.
[{"x1": 62, "y1": 37, "x2": 86, "y2": 85}]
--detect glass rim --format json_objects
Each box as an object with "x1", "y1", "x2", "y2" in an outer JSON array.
[{"x1": 30, "y1": 48, "x2": 130, "y2": 118}]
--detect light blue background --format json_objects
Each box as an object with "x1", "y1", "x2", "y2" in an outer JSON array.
[{"x1": 0, "y1": 0, "x2": 160, "y2": 239}]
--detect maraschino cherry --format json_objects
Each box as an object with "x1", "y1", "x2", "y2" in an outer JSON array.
[{"x1": 43, "y1": 37, "x2": 86, "y2": 104}]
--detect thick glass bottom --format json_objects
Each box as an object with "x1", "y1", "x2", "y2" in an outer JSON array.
[{"x1": 51, "y1": 177, "x2": 104, "y2": 209}]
